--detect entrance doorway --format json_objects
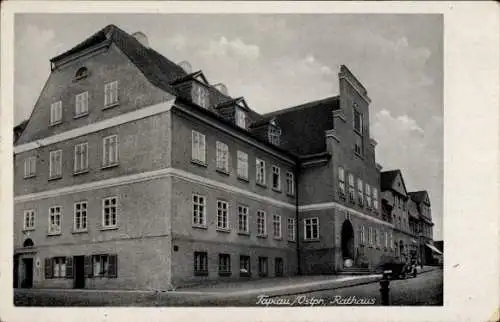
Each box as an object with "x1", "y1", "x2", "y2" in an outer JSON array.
[
  {"x1": 21, "y1": 258, "x2": 33, "y2": 288},
  {"x1": 341, "y1": 220, "x2": 354, "y2": 264},
  {"x1": 13, "y1": 256, "x2": 19, "y2": 288},
  {"x1": 73, "y1": 256, "x2": 85, "y2": 289}
]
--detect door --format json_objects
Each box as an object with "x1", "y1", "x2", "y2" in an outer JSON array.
[
  {"x1": 13, "y1": 256, "x2": 19, "y2": 288},
  {"x1": 22, "y1": 258, "x2": 33, "y2": 288},
  {"x1": 275, "y1": 258, "x2": 284, "y2": 277},
  {"x1": 73, "y1": 256, "x2": 85, "y2": 289}
]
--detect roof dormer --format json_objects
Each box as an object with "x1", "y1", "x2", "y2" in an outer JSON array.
[{"x1": 268, "y1": 118, "x2": 282, "y2": 146}]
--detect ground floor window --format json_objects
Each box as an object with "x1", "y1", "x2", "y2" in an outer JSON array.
[
  {"x1": 46, "y1": 257, "x2": 66, "y2": 278},
  {"x1": 194, "y1": 251, "x2": 208, "y2": 276},
  {"x1": 92, "y1": 254, "x2": 118, "y2": 278},
  {"x1": 258, "y1": 257, "x2": 268, "y2": 277},
  {"x1": 240, "y1": 255, "x2": 251, "y2": 277},
  {"x1": 275, "y1": 257, "x2": 284, "y2": 277},
  {"x1": 218, "y1": 253, "x2": 231, "y2": 276}
]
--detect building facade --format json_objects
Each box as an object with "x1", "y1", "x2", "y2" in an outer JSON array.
[{"x1": 13, "y1": 25, "x2": 435, "y2": 290}]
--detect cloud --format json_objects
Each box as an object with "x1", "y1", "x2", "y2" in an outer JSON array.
[
  {"x1": 201, "y1": 36, "x2": 260, "y2": 61},
  {"x1": 376, "y1": 110, "x2": 425, "y2": 134}
]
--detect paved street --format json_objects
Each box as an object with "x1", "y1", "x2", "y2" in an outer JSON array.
[{"x1": 14, "y1": 268, "x2": 442, "y2": 306}]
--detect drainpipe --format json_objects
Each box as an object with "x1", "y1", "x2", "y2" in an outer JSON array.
[{"x1": 295, "y1": 165, "x2": 301, "y2": 276}]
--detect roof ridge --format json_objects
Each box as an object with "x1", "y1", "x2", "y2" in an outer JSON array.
[{"x1": 262, "y1": 95, "x2": 339, "y2": 118}]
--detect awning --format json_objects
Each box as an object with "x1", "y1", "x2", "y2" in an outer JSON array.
[{"x1": 425, "y1": 243, "x2": 443, "y2": 255}]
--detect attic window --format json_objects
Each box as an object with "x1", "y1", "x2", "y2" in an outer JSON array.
[
  {"x1": 268, "y1": 125, "x2": 281, "y2": 146},
  {"x1": 192, "y1": 82, "x2": 210, "y2": 109},
  {"x1": 235, "y1": 107, "x2": 246, "y2": 129},
  {"x1": 75, "y1": 67, "x2": 89, "y2": 80}
]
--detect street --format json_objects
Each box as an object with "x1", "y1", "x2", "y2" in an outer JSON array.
[{"x1": 14, "y1": 268, "x2": 442, "y2": 306}]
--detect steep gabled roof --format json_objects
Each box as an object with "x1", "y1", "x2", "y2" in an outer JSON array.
[
  {"x1": 409, "y1": 191, "x2": 430, "y2": 205},
  {"x1": 380, "y1": 169, "x2": 408, "y2": 196},
  {"x1": 51, "y1": 24, "x2": 187, "y2": 96}
]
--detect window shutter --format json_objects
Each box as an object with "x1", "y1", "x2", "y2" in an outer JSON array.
[
  {"x1": 44, "y1": 258, "x2": 53, "y2": 279},
  {"x1": 108, "y1": 254, "x2": 118, "y2": 278},
  {"x1": 66, "y1": 257, "x2": 74, "y2": 278},
  {"x1": 84, "y1": 255, "x2": 93, "y2": 277}
]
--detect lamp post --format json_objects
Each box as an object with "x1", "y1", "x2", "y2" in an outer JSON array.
[{"x1": 380, "y1": 270, "x2": 391, "y2": 305}]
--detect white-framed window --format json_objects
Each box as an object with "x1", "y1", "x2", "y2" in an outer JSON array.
[
  {"x1": 93, "y1": 254, "x2": 118, "y2": 277},
  {"x1": 272, "y1": 165, "x2": 281, "y2": 190},
  {"x1": 235, "y1": 108, "x2": 246, "y2": 129},
  {"x1": 102, "y1": 196, "x2": 118, "y2": 228},
  {"x1": 74, "y1": 142, "x2": 88, "y2": 173},
  {"x1": 49, "y1": 150, "x2": 62, "y2": 179},
  {"x1": 24, "y1": 156, "x2": 36, "y2": 178},
  {"x1": 192, "y1": 194, "x2": 206, "y2": 227},
  {"x1": 74, "y1": 201, "x2": 88, "y2": 232},
  {"x1": 365, "y1": 184, "x2": 372, "y2": 208},
  {"x1": 373, "y1": 188, "x2": 379, "y2": 210},
  {"x1": 237, "y1": 151, "x2": 248, "y2": 180},
  {"x1": 354, "y1": 108, "x2": 363, "y2": 134},
  {"x1": 359, "y1": 225, "x2": 366, "y2": 245},
  {"x1": 102, "y1": 135, "x2": 118, "y2": 167},
  {"x1": 52, "y1": 257, "x2": 66, "y2": 278},
  {"x1": 368, "y1": 227, "x2": 373, "y2": 245},
  {"x1": 287, "y1": 217, "x2": 296, "y2": 241},
  {"x1": 384, "y1": 231, "x2": 389, "y2": 248},
  {"x1": 50, "y1": 101, "x2": 62, "y2": 125},
  {"x1": 257, "y1": 210, "x2": 266, "y2": 236},
  {"x1": 268, "y1": 126, "x2": 281, "y2": 146},
  {"x1": 191, "y1": 130, "x2": 206, "y2": 164},
  {"x1": 389, "y1": 231, "x2": 393, "y2": 249},
  {"x1": 216, "y1": 200, "x2": 229, "y2": 230},
  {"x1": 357, "y1": 178, "x2": 364, "y2": 205},
  {"x1": 304, "y1": 217, "x2": 319, "y2": 240},
  {"x1": 348, "y1": 173, "x2": 355, "y2": 202},
  {"x1": 256, "y1": 158, "x2": 266, "y2": 185},
  {"x1": 272, "y1": 214, "x2": 282, "y2": 239},
  {"x1": 75, "y1": 91, "x2": 88, "y2": 116},
  {"x1": 192, "y1": 83, "x2": 210, "y2": 109},
  {"x1": 48, "y1": 206, "x2": 62, "y2": 234},
  {"x1": 23, "y1": 209, "x2": 36, "y2": 230},
  {"x1": 239, "y1": 255, "x2": 251, "y2": 276},
  {"x1": 238, "y1": 205, "x2": 249, "y2": 233},
  {"x1": 218, "y1": 253, "x2": 231, "y2": 275},
  {"x1": 338, "y1": 166, "x2": 345, "y2": 196},
  {"x1": 286, "y1": 171, "x2": 295, "y2": 196},
  {"x1": 104, "y1": 81, "x2": 119, "y2": 107},
  {"x1": 216, "y1": 141, "x2": 229, "y2": 173}
]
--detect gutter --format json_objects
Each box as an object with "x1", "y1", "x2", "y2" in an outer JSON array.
[{"x1": 295, "y1": 165, "x2": 301, "y2": 275}]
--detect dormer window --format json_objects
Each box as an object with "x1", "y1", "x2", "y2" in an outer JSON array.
[
  {"x1": 75, "y1": 67, "x2": 89, "y2": 80},
  {"x1": 235, "y1": 107, "x2": 246, "y2": 129},
  {"x1": 268, "y1": 124, "x2": 281, "y2": 146},
  {"x1": 192, "y1": 83, "x2": 209, "y2": 109}
]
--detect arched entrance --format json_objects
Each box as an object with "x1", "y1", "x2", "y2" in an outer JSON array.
[{"x1": 341, "y1": 220, "x2": 354, "y2": 264}]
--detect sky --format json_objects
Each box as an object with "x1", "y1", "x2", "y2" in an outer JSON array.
[{"x1": 14, "y1": 14, "x2": 443, "y2": 240}]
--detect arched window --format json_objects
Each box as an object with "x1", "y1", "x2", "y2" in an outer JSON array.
[
  {"x1": 23, "y1": 238, "x2": 34, "y2": 248},
  {"x1": 75, "y1": 67, "x2": 89, "y2": 80}
]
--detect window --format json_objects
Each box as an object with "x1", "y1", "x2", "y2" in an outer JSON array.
[
  {"x1": 192, "y1": 194, "x2": 206, "y2": 227},
  {"x1": 240, "y1": 255, "x2": 251, "y2": 276},
  {"x1": 216, "y1": 200, "x2": 229, "y2": 230},
  {"x1": 286, "y1": 172, "x2": 295, "y2": 196},
  {"x1": 348, "y1": 174, "x2": 355, "y2": 202},
  {"x1": 272, "y1": 165, "x2": 281, "y2": 190},
  {"x1": 53, "y1": 257, "x2": 66, "y2": 278},
  {"x1": 74, "y1": 142, "x2": 88, "y2": 173},
  {"x1": 237, "y1": 151, "x2": 248, "y2": 179},
  {"x1": 24, "y1": 209, "x2": 35, "y2": 230},
  {"x1": 257, "y1": 210, "x2": 266, "y2": 236},
  {"x1": 258, "y1": 257, "x2": 268, "y2": 277},
  {"x1": 102, "y1": 135, "x2": 118, "y2": 167},
  {"x1": 304, "y1": 217, "x2": 319, "y2": 240},
  {"x1": 268, "y1": 126, "x2": 281, "y2": 146},
  {"x1": 384, "y1": 231, "x2": 389, "y2": 248},
  {"x1": 368, "y1": 227, "x2": 373, "y2": 245},
  {"x1": 373, "y1": 188, "x2": 379, "y2": 210},
  {"x1": 354, "y1": 135, "x2": 363, "y2": 156},
  {"x1": 192, "y1": 83, "x2": 210, "y2": 109},
  {"x1": 93, "y1": 254, "x2": 117, "y2": 277},
  {"x1": 218, "y1": 253, "x2": 231, "y2": 276},
  {"x1": 50, "y1": 101, "x2": 62, "y2": 125},
  {"x1": 275, "y1": 257, "x2": 284, "y2": 276},
  {"x1": 338, "y1": 166, "x2": 345, "y2": 197},
  {"x1": 194, "y1": 251, "x2": 208, "y2": 275},
  {"x1": 389, "y1": 232, "x2": 393, "y2": 249},
  {"x1": 216, "y1": 141, "x2": 229, "y2": 173},
  {"x1": 104, "y1": 81, "x2": 119, "y2": 107},
  {"x1": 24, "y1": 156, "x2": 36, "y2": 178},
  {"x1": 365, "y1": 184, "x2": 372, "y2": 209},
  {"x1": 287, "y1": 217, "x2": 296, "y2": 241},
  {"x1": 272, "y1": 214, "x2": 282, "y2": 239},
  {"x1": 235, "y1": 108, "x2": 246, "y2": 129},
  {"x1": 102, "y1": 197, "x2": 117, "y2": 228},
  {"x1": 359, "y1": 225, "x2": 366, "y2": 245},
  {"x1": 75, "y1": 91, "x2": 88, "y2": 116},
  {"x1": 74, "y1": 201, "x2": 88, "y2": 232},
  {"x1": 191, "y1": 131, "x2": 206, "y2": 164},
  {"x1": 256, "y1": 158, "x2": 266, "y2": 186},
  {"x1": 403, "y1": 199, "x2": 407, "y2": 211},
  {"x1": 354, "y1": 108, "x2": 363, "y2": 134},
  {"x1": 357, "y1": 178, "x2": 364, "y2": 206},
  {"x1": 75, "y1": 67, "x2": 88, "y2": 80},
  {"x1": 238, "y1": 205, "x2": 249, "y2": 233},
  {"x1": 48, "y1": 206, "x2": 62, "y2": 234},
  {"x1": 49, "y1": 150, "x2": 62, "y2": 179},
  {"x1": 374, "y1": 229, "x2": 379, "y2": 247}
]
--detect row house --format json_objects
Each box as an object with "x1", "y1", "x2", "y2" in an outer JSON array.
[{"x1": 13, "y1": 25, "x2": 434, "y2": 290}]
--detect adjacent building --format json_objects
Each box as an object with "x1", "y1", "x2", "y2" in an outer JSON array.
[{"x1": 13, "y1": 25, "x2": 436, "y2": 290}]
